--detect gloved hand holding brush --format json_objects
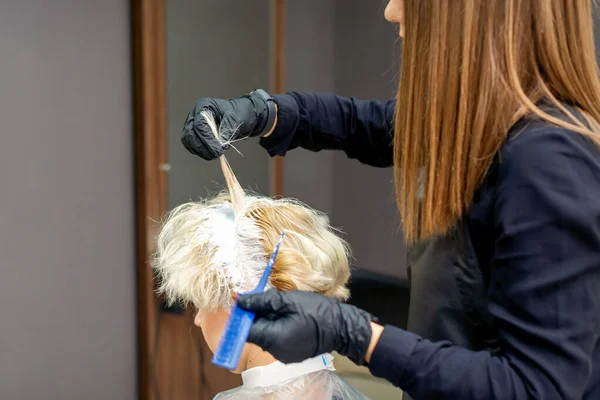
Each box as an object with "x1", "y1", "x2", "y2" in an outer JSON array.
[{"x1": 237, "y1": 289, "x2": 378, "y2": 366}]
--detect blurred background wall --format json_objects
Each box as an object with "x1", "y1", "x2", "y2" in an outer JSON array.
[
  {"x1": 0, "y1": 1, "x2": 136, "y2": 399},
  {"x1": 165, "y1": 0, "x2": 272, "y2": 208}
]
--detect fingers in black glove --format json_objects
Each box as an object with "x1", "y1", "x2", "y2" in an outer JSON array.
[
  {"x1": 181, "y1": 101, "x2": 227, "y2": 160},
  {"x1": 237, "y1": 289, "x2": 373, "y2": 365}
]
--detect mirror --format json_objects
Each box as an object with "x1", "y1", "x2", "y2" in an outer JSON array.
[{"x1": 135, "y1": 1, "x2": 406, "y2": 398}]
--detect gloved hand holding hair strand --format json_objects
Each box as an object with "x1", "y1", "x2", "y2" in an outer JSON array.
[{"x1": 181, "y1": 89, "x2": 277, "y2": 160}]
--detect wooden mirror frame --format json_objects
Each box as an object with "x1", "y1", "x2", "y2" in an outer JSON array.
[{"x1": 132, "y1": 1, "x2": 285, "y2": 398}]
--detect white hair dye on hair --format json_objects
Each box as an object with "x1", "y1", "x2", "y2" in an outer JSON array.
[{"x1": 204, "y1": 203, "x2": 268, "y2": 294}]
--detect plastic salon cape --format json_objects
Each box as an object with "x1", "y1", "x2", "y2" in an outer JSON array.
[{"x1": 214, "y1": 354, "x2": 370, "y2": 399}]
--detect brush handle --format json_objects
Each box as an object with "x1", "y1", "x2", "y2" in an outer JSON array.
[
  {"x1": 254, "y1": 233, "x2": 284, "y2": 292},
  {"x1": 212, "y1": 304, "x2": 255, "y2": 370}
]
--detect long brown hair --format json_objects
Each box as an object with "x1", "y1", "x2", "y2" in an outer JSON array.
[{"x1": 395, "y1": 0, "x2": 600, "y2": 245}]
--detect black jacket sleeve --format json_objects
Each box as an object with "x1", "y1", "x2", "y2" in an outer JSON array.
[
  {"x1": 368, "y1": 125, "x2": 600, "y2": 399},
  {"x1": 259, "y1": 92, "x2": 396, "y2": 168}
]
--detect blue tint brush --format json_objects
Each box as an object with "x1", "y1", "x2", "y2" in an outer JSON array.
[{"x1": 212, "y1": 232, "x2": 285, "y2": 370}]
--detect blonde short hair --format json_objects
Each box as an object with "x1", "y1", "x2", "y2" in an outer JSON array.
[{"x1": 153, "y1": 193, "x2": 350, "y2": 312}]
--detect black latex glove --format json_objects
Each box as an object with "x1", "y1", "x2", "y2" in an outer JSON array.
[
  {"x1": 181, "y1": 89, "x2": 277, "y2": 160},
  {"x1": 237, "y1": 289, "x2": 374, "y2": 365}
]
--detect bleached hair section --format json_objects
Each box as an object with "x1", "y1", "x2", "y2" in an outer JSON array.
[
  {"x1": 154, "y1": 196, "x2": 269, "y2": 311},
  {"x1": 154, "y1": 193, "x2": 352, "y2": 311}
]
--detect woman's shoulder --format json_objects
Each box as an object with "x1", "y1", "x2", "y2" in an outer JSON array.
[{"x1": 498, "y1": 110, "x2": 600, "y2": 179}]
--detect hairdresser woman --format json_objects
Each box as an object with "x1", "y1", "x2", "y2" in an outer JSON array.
[{"x1": 181, "y1": 1, "x2": 600, "y2": 399}]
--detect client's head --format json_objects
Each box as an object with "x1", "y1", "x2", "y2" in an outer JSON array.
[
  {"x1": 153, "y1": 193, "x2": 350, "y2": 372},
  {"x1": 153, "y1": 111, "x2": 350, "y2": 374}
]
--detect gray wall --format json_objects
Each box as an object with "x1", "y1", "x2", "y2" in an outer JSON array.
[
  {"x1": 0, "y1": 1, "x2": 136, "y2": 399},
  {"x1": 331, "y1": 0, "x2": 406, "y2": 279},
  {"x1": 166, "y1": 0, "x2": 272, "y2": 209},
  {"x1": 284, "y1": 0, "x2": 336, "y2": 213},
  {"x1": 285, "y1": 0, "x2": 407, "y2": 280}
]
